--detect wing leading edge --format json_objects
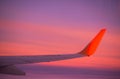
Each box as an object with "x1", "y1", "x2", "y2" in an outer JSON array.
[{"x1": 0, "y1": 29, "x2": 106, "y2": 75}]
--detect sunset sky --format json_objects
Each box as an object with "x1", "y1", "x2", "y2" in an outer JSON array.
[{"x1": 0, "y1": 0, "x2": 120, "y2": 79}]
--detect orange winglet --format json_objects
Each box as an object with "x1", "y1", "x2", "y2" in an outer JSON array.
[{"x1": 80, "y1": 29, "x2": 106, "y2": 56}]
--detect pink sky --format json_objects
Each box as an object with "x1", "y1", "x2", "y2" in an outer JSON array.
[{"x1": 0, "y1": 0, "x2": 120, "y2": 79}]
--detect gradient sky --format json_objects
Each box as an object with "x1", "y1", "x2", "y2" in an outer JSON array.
[{"x1": 0, "y1": 0, "x2": 120, "y2": 79}]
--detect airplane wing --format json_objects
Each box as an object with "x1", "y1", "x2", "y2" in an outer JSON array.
[{"x1": 0, "y1": 29, "x2": 106, "y2": 75}]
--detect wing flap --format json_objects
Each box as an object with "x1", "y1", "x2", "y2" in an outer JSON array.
[{"x1": 0, "y1": 65, "x2": 25, "y2": 75}]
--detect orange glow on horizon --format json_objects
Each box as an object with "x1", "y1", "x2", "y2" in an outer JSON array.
[{"x1": 0, "y1": 21, "x2": 119, "y2": 70}]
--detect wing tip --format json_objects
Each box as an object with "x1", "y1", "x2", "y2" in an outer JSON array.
[
  {"x1": 101, "y1": 28, "x2": 106, "y2": 32},
  {"x1": 79, "y1": 28, "x2": 106, "y2": 56}
]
